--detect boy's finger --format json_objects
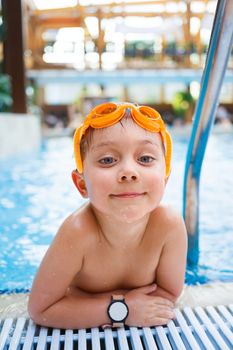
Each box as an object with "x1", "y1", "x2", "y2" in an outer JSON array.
[
  {"x1": 152, "y1": 297, "x2": 174, "y2": 307},
  {"x1": 151, "y1": 307, "x2": 174, "y2": 319},
  {"x1": 149, "y1": 317, "x2": 172, "y2": 326}
]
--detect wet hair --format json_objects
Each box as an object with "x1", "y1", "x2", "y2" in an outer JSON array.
[{"x1": 80, "y1": 127, "x2": 94, "y2": 159}]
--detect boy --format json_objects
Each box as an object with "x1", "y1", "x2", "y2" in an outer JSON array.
[{"x1": 28, "y1": 102, "x2": 187, "y2": 329}]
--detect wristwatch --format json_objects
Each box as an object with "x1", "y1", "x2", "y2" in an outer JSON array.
[{"x1": 107, "y1": 294, "x2": 129, "y2": 328}]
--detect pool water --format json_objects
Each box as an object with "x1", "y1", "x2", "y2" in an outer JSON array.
[{"x1": 0, "y1": 133, "x2": 233, "y2": 293}]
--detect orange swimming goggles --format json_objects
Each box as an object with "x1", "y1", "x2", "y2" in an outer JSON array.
[{"x1": 73, "y1": 102, "x2": 172, "y2": 177}]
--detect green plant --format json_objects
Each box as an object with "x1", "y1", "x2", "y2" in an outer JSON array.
[
  {"x1": 172, "y1": 90, "x2": 194, "y2": 120},
  {"x1": 0, "y1": 74, "x2": 12, "y2": 112}
]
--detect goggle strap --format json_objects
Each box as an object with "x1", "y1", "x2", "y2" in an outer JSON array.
[
  {"x1": 74, "y1": 123, "x2": 89, "y2": 173},
  {"x1": 164, "y1": 130, "x2": 172, "y2": 177}
]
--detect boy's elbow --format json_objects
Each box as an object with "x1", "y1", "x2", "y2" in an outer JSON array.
[
  {"x1": 28, "y1": 300, "x2": 46, "y2": 326},
  {"x1": 170, "y1": 286, "x2": 184, "y2": 303},
  {"x1": 169, "y1": 291, "x2": 180, "y2": 303},
  {"x1": 28, "y1": 304, "x2": 40, "y2": 324},
  {"x1": 162, "y1": 284, "x2": 184, "y2": 303},
  {"x1": 163, "y1": 290, "x2": 179, "y2": 304},
  {"x1": 151, "y1": 285, "x2": 182, "y2": 303}
]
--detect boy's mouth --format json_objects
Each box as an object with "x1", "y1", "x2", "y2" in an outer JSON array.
[{"x1": 110, "y1": 192, "x2": 146, "y2": 198}]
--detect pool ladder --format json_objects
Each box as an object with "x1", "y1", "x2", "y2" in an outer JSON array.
[{"x1": 183, "y1": 0, "x2": 233, "y2": 266}]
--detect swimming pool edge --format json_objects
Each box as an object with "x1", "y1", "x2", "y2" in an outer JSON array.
[{"x1": 0, "y1": 282, "x2": 233, "y2": 319}]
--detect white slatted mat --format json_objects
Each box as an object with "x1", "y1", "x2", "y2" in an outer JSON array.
[{"x1": 0, "y1": 305, "x2": 232, "y2": 349}]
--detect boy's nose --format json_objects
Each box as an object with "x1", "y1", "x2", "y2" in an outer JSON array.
[{"x1": 118, "y1": 170, "x2": 139, "y2": 182}]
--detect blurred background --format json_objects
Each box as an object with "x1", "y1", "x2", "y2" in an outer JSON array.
[
  {"x1": 0, "y1": 0, "x2": 233, "y2": 292},
  {"x1": 0, "y1": 0, "x2": 232, "y2": 141}
]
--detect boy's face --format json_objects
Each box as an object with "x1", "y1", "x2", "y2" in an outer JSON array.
[{"x1": 77, "y1": 117, "x2": 167, "y2": 223}]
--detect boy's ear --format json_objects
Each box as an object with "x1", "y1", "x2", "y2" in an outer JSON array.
[{"x1": 71, "y1": 170, "x2": 88, "y2": 198}]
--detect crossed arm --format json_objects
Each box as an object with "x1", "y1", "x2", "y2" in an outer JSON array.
[
  {"x1": 28, "y1": 282, "x2": 175, "y2": 329},
  {"x1": 28, "y1": 214, "x2": 187, "y2": 329}
]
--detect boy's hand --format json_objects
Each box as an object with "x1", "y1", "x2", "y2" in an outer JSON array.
[{"x1": 125, "y1": 284, "x2": 174, "y2": 327}]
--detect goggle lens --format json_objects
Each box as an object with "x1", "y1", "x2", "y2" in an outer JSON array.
[{"x1": 93, "y1": 103, "x2": 118, "y2": 116}]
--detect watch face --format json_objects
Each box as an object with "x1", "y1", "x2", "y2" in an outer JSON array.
[{"x1": 108, "y1": 301, "x2": 128, "y2": 322}]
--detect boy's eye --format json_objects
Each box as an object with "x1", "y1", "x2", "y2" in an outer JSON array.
[
  {"x1": 99, "y1": 156, "x2": 115, "y2": 165},
  {"x1": 138, "y1": 155, "x2": 155, "y2": 163}
]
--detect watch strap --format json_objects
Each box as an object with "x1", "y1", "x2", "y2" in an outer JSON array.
[
  {"x1": 112, "y1": 322, "x2": 124, "y2": 328},
  {"x1": 102, "y1": 322, "x2": 124, "y2": 329},
  {"x1": 112, "y1": 294, "x2": 124, "y2": 301}
]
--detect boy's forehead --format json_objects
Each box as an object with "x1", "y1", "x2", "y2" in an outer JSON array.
[{"x1": 90, "y1": 119, "x2": 164, "y2": 148}]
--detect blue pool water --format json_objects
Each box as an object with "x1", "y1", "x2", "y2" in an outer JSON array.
[{"x1": 0, "y1": 132, "x2": 233, "y2": 293}]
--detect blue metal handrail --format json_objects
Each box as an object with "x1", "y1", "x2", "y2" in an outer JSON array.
[{"x1": 183, "y1": 0, "x2": 233, "y2": 266}]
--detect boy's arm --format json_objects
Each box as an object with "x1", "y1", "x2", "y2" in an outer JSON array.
[
  {"x1": 28, "y1": 217, "x2": 136, "y2": 328},
  {"x1": 150, "y1": 210, "x2": 187, "y2": 303},
  {"x1": 28, "y1": 217, "x2": 113, "y2": 329},
  {"x1": 29, "y1": 287, "x2": 120, "y2": 329},
  {"x1": 29, "y1": 282, "x2": 173, "y2": 329},
  {"x1": 28, "y1": 214, "x2": 175, "y2": 329},
  {"x1": 27, "y1": 218, "x2": 152, "y2": 329}
]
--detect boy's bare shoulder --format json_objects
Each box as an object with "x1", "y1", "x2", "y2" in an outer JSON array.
[
  {"x1": 153, "y1": 204, "x2": 183, "y2": 221},
  {"x1": 55, "y1": 202, "x2": 98, "y2": 249},
  {"x1": 150, "y1": 204, "x2": 186, "y2": 236}
]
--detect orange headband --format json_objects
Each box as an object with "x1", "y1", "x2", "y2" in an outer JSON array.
[{"x1": 73, "y1": 102, "x2": 172, "y2": 177}]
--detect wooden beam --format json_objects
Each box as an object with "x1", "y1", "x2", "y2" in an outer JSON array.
[
  {"x1": 97, "y1": 9, "x2": 105, "y2": 70},
  {"x1": 26, "y1": 0, "x2": 212, "y2": 70},
  {"x1": 31, "y1": 0, "x2": 214, "y2": 17},
  {"x1": 2, "y1": 0, "x2": 27, "y2": 113},
  {"x1": 37, "y1": 17, "x2": 83, "y2": 28},
  {"x1": 33, "y1": 9, "x2": 203, "y2": 19}
]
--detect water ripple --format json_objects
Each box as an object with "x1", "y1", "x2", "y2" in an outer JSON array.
[{"x1": 0, "y1": 134, "x2": 233, "y2": 291}]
